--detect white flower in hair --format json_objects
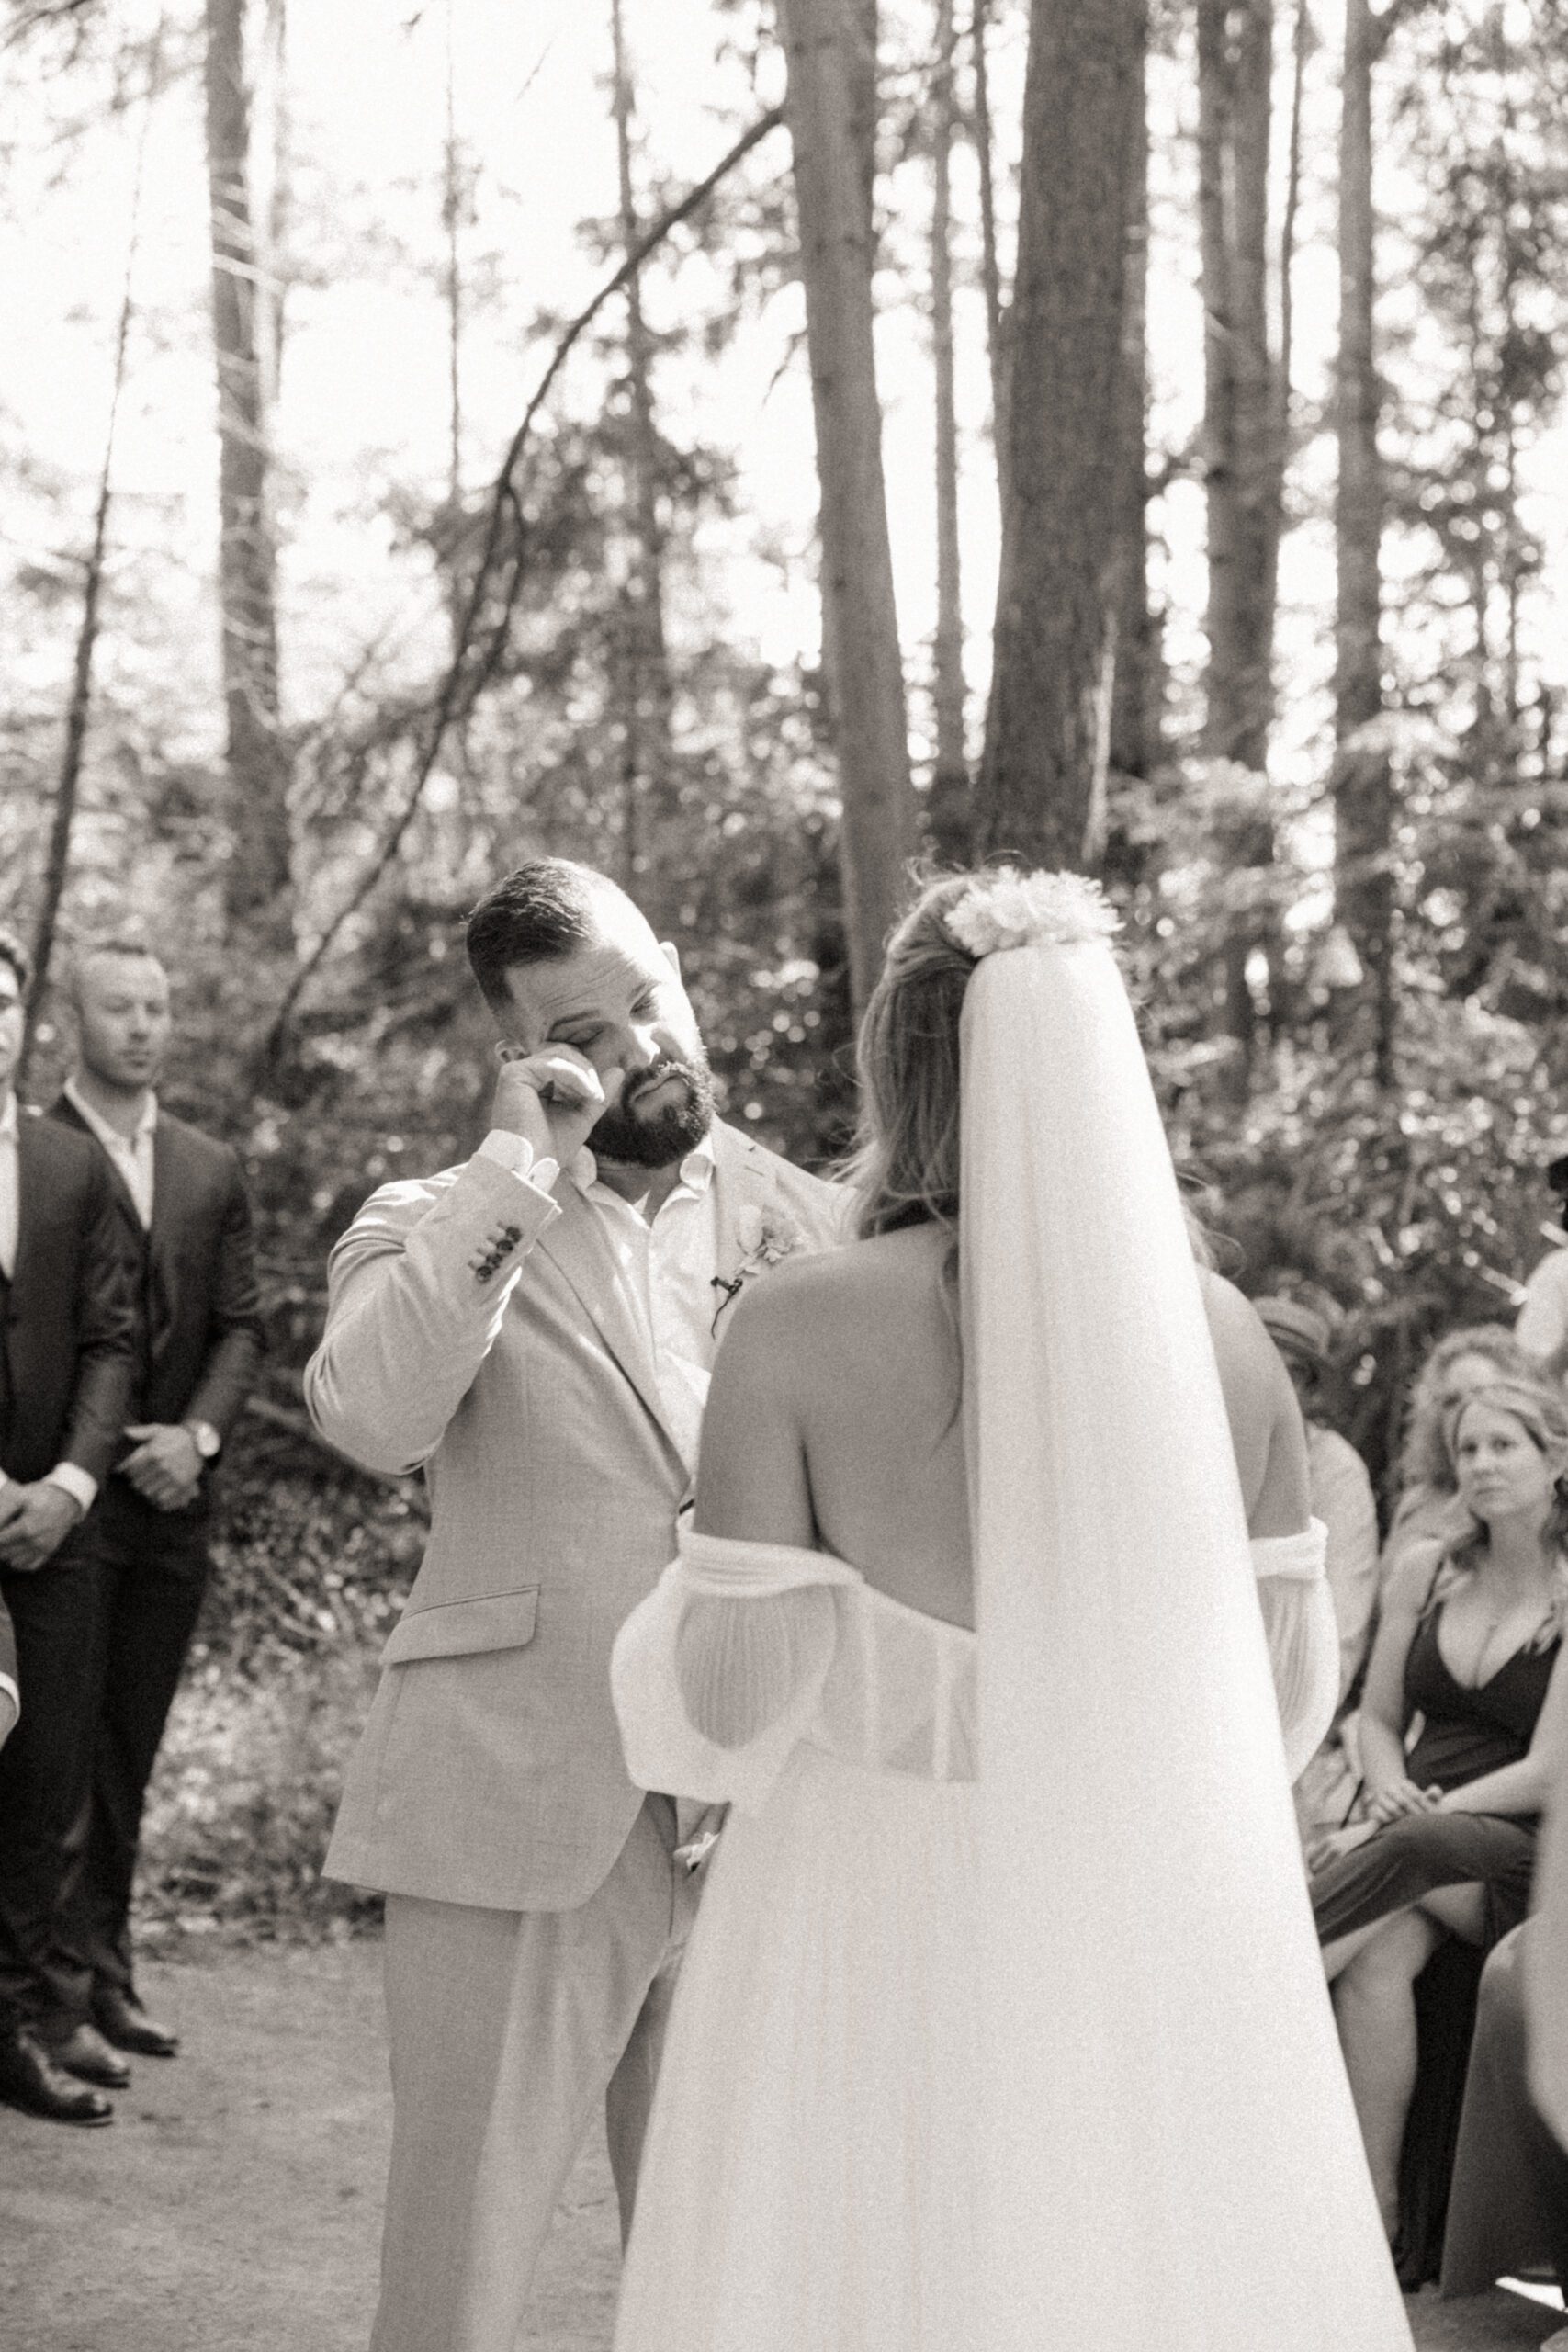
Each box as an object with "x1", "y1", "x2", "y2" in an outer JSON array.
[{"x1": 944, "y1": 867, "x2": 1121, "y2": 958}]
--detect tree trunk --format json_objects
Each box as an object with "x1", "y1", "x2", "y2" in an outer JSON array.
[
  {"x1": 1332, "y1": 0, "x2": 1394, "y2": 1080},
  {"x1": 610, "y1": 0, "x2": 677, "y2": 927},
  {"x1": 1109, "y1": 47, "x2": 1156, "y2": 790},
  {"x1": 1198, "y1": 0, "x2": 1280, "y2": 1091},
  {"x1": 205, "y1": 0, "x2": 291, "y2": 944},
  {"x1": 847, "y1": 0, "x2": 879, "y2": 237},
  {"x1": 1200, "y1": 0, "x2": 1278, "y2": 771},
  {"x1": 970, "y1": 0, "x2": 1010, "y2": 496},
  {"x1": 928, "y1": 0, "x2": 970, "y2": 861},
  {"x1": 975, "y1": 0, "x2": 1146, "y2": 871},
  {"x1": 778, "y1": 0, "x2": 916, "y2": 1010}
]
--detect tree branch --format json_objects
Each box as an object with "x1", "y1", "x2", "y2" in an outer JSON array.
[
  {"x1": 21, "y1": 17, "x2": 161, "y2": 1074},
  {"x1": 257, "y1": 102, "x2": 786, "y2": 1069}
]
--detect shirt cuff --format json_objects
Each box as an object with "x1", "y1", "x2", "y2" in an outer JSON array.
[
  {"x1": 477, "y1": 1128, "x2": 560, "y2": 1194},
  {"x1": 44, "y1": 1462, "x2": 98, "y2": 1516},
  {"x1": 0, "y1": 1674, "x2": 17, "y2": 1720}
]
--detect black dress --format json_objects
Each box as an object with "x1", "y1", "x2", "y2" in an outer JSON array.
[{"x1": 1311, "y1": 1599, "x2": 1558, "y2": 1949}]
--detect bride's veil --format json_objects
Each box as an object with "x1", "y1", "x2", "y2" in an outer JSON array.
[{"x1": 957, "y1": 881, "x2": 1398, "y2": 2349}]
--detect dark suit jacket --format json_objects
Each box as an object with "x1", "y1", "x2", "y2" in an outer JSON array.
[
  {"x1": 2, "y1": 1114, "x2": 139, "y2": 1487},
  {"x1": 48, "y1": 1100, "x2": 265, "y2": 1486}
]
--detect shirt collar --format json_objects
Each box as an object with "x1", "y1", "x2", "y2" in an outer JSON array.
[
  {"x1": 0, "y1": 1093, "x2": 17, "y2": 1143},
  {"x1": 64, "y1": 1075, "x2": 158, "y2": 1151},
  {"x1": 569, "y1": 1126, "x2": 716, "y2": 1200}
]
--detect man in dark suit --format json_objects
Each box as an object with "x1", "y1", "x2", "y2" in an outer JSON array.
[
  {"x1": 0, "y1": 928, "x2": 139, "y2": 2125},
  {"x1": 48, "y1": 933, "x2": 263, "y2": 2066}
]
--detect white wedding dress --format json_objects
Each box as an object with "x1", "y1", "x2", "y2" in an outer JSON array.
[
  {"x1": 611, "y1": 881, "x2": 1413, "y2": 2352},
  {"x1": 610, "y1": 1528, "x2": 1412, "y2": 2352}
]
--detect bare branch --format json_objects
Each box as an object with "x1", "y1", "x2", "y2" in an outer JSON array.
[{"x1": 257, "y1": 100, "x2": 786, "y2": 1068}]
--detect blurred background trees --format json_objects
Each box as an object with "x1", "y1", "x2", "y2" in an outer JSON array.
[{"x1": 5, "y1": 0, "x2": 1567, "y2": 1507}]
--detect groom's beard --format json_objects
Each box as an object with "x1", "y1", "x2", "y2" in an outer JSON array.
[{"x1": 589, "y1": 1051, "x2": 716, "y2": 1169}]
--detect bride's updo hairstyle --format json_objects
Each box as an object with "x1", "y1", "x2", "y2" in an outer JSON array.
[{"x1": 844, "y1": 868, "x2": 994, "y2": 1240}]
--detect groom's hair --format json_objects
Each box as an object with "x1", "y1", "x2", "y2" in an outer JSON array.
[{"x1": 466, "y1": 858, "x2": 615, "y2": 1013}]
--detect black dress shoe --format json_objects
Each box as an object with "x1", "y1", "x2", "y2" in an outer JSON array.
[
  {"x1": 43, "y1": 2020, "x2": 131, "y2": 2089},
  {"x1": 92, "y1": 1984, "x2": 179, "y2": 2058},
  {"x1": 0, "y1": 2027, "x2": 114, "y2": 2125}
]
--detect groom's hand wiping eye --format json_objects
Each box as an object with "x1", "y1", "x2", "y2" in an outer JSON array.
[{"x1": 491, "y1": 1042, "x2": 625, "y2": 1163}]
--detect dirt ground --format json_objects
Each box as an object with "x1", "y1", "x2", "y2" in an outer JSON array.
[{"x1": 0, "y1": 1940, "x2": 1561, "y2": 2352}]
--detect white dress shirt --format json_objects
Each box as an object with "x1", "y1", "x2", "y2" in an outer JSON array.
[
  {"x1": 63, "y1": 1076, "x2": 157, "y2": 1228},
  {"x1": 477, "y1": 1125, "x2": 720, "y2": 1471},
  {"x1": 1518, "y1": 1245, "x2": 1568, "y2": 1368},
  {"x1": 0, "y1": 1091, "x2": 17, "y2": 1282},
  {"x1": 566, "y1": 1135, "x2": 719, "y2": 1472},
  {"x1": 1305, "y1": 1421, "x2": 1381, "y2": 1707}
]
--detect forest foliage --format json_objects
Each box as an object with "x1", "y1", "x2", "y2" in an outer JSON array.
[{"x1": 5, "y1": 0, "x2": 1567, "y2": 1614}]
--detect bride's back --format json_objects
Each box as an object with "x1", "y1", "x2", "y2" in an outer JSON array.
[
  {"x1": 797, "y1": 1226, "x2": 975, "y2": 1624},
  {"x1": 769, "y1": 1222, "x2": 975, "y2": 1628},
  {"x1": 692, "y1": 1215, "x2": 1308, "y2": 1626}
]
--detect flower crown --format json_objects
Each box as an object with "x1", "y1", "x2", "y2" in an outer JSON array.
[{"x1": 943, "y1": 867, "x2": 1121, "y2": 959}]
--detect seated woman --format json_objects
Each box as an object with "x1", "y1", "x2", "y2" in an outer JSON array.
[
  {"x1": 1380, "y1": 1324, "x2": 1531, "y2": 1592},
  {"x1": 1311, "y1": 1374, "x2": 1568, "y2": 2257}
]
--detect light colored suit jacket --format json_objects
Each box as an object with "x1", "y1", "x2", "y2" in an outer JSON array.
[{"x1": 308, "y1": 1121, "x2": 844, "y2": 1913}]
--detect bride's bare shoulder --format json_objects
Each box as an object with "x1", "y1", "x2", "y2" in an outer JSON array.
[{"x1": 716, "y1": 1225, "x2": 951, "y2": 1362}]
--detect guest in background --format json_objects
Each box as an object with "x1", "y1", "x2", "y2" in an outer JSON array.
[
  {"x1": 1518, "y1": 1153, "x2": 1568, "y2": 1383},
  {"x1": 1255, "y1": 1295, "x2": 1380, "y2": 1832},
  {"x1": 1380, "y1": 1325, "x2": 1532, "y2": 1592},
  {"x1": 1256, "y1": 1295, "x2": 1380, "y2": 1708},
  {"x1": 1438, "y1": 1926, "x2": 1568, "y2": 2315},
  {"x1": 0, "y1": 1587, "x2": 17, "y2": 1750},
  {"x1": 0, "y1": 929, "x2": 139, "y2": 2127},
  {"x1": 1440, "y1": 1652, "x2": 1568, "y2": 2320},
  {"x1": 47, "y1": 933, "x2": 263, "y2": 2066},
  {"x1": 1311, "y1": 1375, "x2": 1568, "y2": 2270}
]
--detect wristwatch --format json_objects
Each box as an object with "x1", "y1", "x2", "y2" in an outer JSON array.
[{"x1": 184, "y1": 1419, "x2": 221, "y2": 1463}]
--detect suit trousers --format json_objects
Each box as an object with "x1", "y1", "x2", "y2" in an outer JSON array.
[
  {"x1": 371, "y1": 1792, "x2": 698, "y2": 2352},
  {"x1": 0, "y1": 1523, "x2": 111, "y2": 2032},
  {"x1": 53, "y1": 1492, "x2": 209, "y2": 2021}
]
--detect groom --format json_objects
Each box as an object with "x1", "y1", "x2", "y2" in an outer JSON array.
[{"x1": 307, "y1": 859, "x2": 842, "y2": 2352}]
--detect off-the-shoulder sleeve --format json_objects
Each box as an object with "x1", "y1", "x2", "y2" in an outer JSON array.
[
  {"x1": 1251, "y1": 1519, "x2": 1339, "y2": 1783},
  {"x1": 611, "y1": 1532, "x2": 861, "y2": 1813}
]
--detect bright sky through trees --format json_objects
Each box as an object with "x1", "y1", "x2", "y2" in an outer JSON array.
[{"x1": 4, "y1": 0, "x2": 1564, "y2": 803}]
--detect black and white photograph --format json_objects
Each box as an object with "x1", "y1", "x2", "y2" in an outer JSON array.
[{"x1": 2, "y1": 1, "x2": 1567, "y2": 2346}]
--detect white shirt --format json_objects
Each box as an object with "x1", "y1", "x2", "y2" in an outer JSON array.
[
  {"x1": 0, "y1": 1091, "x2": 17, "y2": 1282},
  {"x1": 1518, "y1": 1245, "x2": 1568, "y2": 1367},
  {"x1": 1306, "y1": 1422, "x2": 1381, "y2": 1707},
  {"x1": 0, "y1": 1091, "x2": 98, "y2": 1517},
  {"x1": 566, "y1": 1136, "x2": 720, "y2": 1472},
  {"x1": 477, "y1": 1126, "x2": 721, "y2": 1470},
  {"x1": 64, "y1": 1077, "x2": 157, "y2": 1229}
]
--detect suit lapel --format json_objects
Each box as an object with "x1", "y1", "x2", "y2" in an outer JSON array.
[
  {"x1": 533, "y1": 1180, "x2": 683, "y2": 1463},
  {"x1": 51, "y1": 1094, "x2": 143, "y2": 1236}
]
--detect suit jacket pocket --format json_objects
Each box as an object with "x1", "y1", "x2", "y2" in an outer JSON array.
[{"x1": 381, "y1": 1586, "x2": 539, "y2": 1665}]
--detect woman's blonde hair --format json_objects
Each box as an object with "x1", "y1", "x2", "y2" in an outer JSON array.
[
  {"x1": 1430, "y1": 1374, "x2": 1568, "y2": 1647},
  {"x1": 842, "y1": 869, "x2": 987, "y2": 1239},
  {"x1": 1398, "y1": 1322, "x2": 1533, "y2": 1496}
]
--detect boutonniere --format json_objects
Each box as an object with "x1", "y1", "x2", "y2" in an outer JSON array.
[{"x1": 710, "y1": 1203, "x2": 807, "y2": 1334}]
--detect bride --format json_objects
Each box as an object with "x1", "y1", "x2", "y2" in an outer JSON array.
[{"x1": 609, "y1": 868, "x2": 1413, "y2": 2351}]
